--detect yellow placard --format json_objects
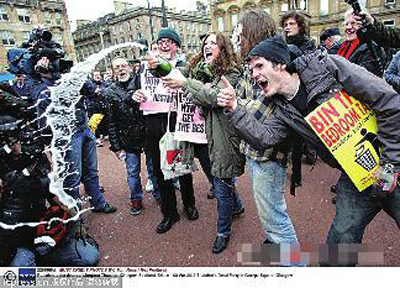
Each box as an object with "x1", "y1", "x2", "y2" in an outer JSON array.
[
  {"x1": 305, "y1": 91, "x2": 379, "y2": 191},
  {"x1": 88, "y1": 113, "x2": 105, "y2": 134}
]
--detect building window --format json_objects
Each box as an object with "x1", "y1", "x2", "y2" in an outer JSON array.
[
  {"x1": 263, "y1": 7, "x2": 271, "y2": 15},
  {"x1": 300, "y1": 0, "x2": 307, "y2": 11},
  {"x1": 23, "y1": 31, "x2": 31, "y2": 42},
  {"x1": 44, "y1": 11, "x2": 51, "y2": 23},
  {"x1": 17, "y1": 9, "x2": 31, "y2": 23},
  {"x1": 231, "y1": 14, "x2": 238, "y2": 28},
  {"x1": 383, "y1": 19, "x2": 395, "y2": 26},
  {"x1": 0, "y1": 5, "x2": 9, "y2": 21},
  {"x1": 0, "y1": 30, "x2": 16, "y2": 45},
  {"x1": 281, "y1": 3, "x2": 289, "y2": 12},
  {"x1": 320, "y1": 0, "x2": 329, "y2": 16},
  {"x1": 53, "y1": 33, "x2": 63, "y2": 45},
  {"x1": 358, "y1": 0, "x2": 366, "y2": 9},
  {"x1": 55, "y1": 12, "x2": 62, "y2": 25},
  {"x1": 217, "y1": 17, "x2": 224, "y2": 32}
]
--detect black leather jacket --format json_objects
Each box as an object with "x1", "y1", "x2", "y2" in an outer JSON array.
[{"x1": 105, "y1": 77, "x2": 147, "y2": 153}]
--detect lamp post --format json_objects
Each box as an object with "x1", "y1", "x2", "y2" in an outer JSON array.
[
  {"x1": 99, "y1": 31, "x2": 108, "y2": 68},
  {"x1": 147, "y1": 0, "x2": 154, "y2": 41},
  {"x1": 161, "y1": 0, "x2": 168, "y2": 27}
]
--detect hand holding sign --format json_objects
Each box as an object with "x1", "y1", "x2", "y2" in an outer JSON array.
[
  {"x1": 162, "y1": 69, "x2": 187, "y2": 90},
  {"x1": 217, "y1": 76, "x2": 237, "y2": 110},
  {"x1": 132, "y1": 89, "x2": 147, "y2": 103}
]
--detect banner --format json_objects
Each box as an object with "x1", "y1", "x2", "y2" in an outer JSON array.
[
  {"x1": 305, "y1": 91, "x2": 379, "y2": 191},
  {"x1": 174, "y1": 91, "x2": 207, "y2": 144},
  {"x1": 140, "y1": 62, "x2": 174, "y2": 113}
]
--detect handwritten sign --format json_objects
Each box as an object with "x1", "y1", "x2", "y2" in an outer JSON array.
[
  {"x1": 174, "y1": 92, "x2": 207, "y2": 144},
  {"x1": 140, "y1": 62, "x2": 174, "y2": 113},
  {"x1": 305, "y1": 91, "x2": 379, "y2": 191}
]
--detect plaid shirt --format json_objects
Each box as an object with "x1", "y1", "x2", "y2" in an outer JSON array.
[{"x1": 237, "y1": 66, "x2": 286, "y2": 162}]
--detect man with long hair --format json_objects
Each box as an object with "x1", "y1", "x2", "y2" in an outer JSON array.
[{"x1": 235, "y1": 9, "x2": 299, "y2": 246}]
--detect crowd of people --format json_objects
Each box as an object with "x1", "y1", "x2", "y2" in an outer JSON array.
[{"x1": 1, "y1": 6, "x2": 400, "y2": 267}]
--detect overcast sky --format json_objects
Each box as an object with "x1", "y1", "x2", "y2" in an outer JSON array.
[{"x1": 65, "y1": 0, "x2": 208, "y2": 30}]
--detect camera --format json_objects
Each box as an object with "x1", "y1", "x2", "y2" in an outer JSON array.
[{"x1": 6, "y1": 27, "x2": 73, "y2": 75}]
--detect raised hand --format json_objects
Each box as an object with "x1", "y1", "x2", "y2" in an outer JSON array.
[{"x1": 217, "y1": 76, "x2": 237, "y2": 110}]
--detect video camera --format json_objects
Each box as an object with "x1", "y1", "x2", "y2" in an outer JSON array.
[{"x1": 7, "y1": 27, "x2": 73, "y2": 75}]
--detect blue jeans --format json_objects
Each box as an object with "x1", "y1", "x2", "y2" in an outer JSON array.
[
  {"x1": 213, "y1": 177, "x2": 244, "y2": 237},
  {"x1": 10, "y1": 238, "x2": 99, "y2": 267},
  {"x1": 327, "y1": 172, "x2": 400, "y2": 244},
  {"x1": 64, "y1": 127, "x2": 106, "y2": 209},
  {"x1": 247, "y1": 157, "x2": 298, "y2": 243},
  {"x1": 126, "y1": 152, "x2": 160, "y2": 200}
]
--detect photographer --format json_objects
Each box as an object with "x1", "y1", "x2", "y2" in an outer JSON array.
[
  {"x1": 32, "y1": 53, "x2": 117, "y2": 214},
  {"x1": 337, "y1": 8, "x2": 386, "y2": 77},
  {"x1": 352, "y1": 10, "x2": 400, "y2": 48},
  {"x1": 0, "y1": 114, "x2": 99, "y2": 267}
]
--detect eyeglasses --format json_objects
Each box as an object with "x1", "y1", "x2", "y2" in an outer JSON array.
[{"x1": 158, "y1": 39, "x2": 172, "y2": 46}]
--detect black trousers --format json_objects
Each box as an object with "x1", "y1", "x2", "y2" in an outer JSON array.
[{"x1": 146, "y1": 135, "x2": 195, "y2": 218}]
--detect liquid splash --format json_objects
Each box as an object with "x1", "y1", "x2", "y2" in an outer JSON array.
[{"x1": 1, "y1": 42, "x2": 145, "y2": 230}]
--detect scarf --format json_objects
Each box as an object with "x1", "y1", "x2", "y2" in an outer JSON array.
[
  {"x1": 191, "y1": 62, "x2": 215, "y2": 83},
  {"x1": 337, "y1": 39, "x2": 360, "y2": 59}
]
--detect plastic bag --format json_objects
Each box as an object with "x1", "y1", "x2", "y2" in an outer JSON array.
[{"x1": 159, "y1": 112, "x2": 197, "y2": 180}]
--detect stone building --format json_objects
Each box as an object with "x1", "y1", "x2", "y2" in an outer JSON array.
[
  {"x1": 210, "y1": 0, "x2": 400, "y2": 43},
  {"x1": 0, "y1": 0, "x2": 75, "y2": 72},
  {"x1": 72, "y1": 1, "x2": 211, "y2": 71}
]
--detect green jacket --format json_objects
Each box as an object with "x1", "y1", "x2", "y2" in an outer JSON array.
[{"x1": 182, "y1": 66, "x2": 245, "y2": 178}]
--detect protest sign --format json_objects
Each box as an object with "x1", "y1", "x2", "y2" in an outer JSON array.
[
  {"x1": 140, "y1": 62, "x2": 174, "y2": 113},
  {"x1": 174, "y1": 91, "x2": 207, "y2": 144},
  {"x1": 305, "y1": 91, "x2": 379, "y2": 191}
]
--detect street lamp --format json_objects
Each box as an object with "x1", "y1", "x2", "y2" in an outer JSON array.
[
  {"x1": 161, "y1": 0, "x2": 168, "y2": 27},
  {"x1": 99, "y1": 31, "x2": 108, "y2": 68},
  {"x1": 147, "y1": 0, "x2": 154, "y2": 41}
]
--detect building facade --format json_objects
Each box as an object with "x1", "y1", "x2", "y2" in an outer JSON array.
[
  {"x1": 0, "y1": 0, "x2": 75, "y2": 72},
  {"x1": 210, "y1": 0, "x2": 400, "y2": 42},
  {"x1": 73, "y1": 1, "x2": 211, "y2": 71}
]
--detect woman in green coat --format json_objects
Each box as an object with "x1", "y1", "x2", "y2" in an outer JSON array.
[{"x1": 162, "y1": 32, "x2": 246, "y2": 254}]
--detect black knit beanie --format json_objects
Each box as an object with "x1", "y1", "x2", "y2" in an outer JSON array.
[
  {"x1": 157, "y1": 28, "x2": 181, "y2": 47},
  {"x1": 248, "y1": 36, "x2": 290, "y2": 65}
]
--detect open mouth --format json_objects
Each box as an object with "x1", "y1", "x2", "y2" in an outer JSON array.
[
  {"x1": 257, "y1": 79, "x2": 269, "y2": 90},
  {"x1": 204, "y1": 51, "x2": 213, "y2": 62}
]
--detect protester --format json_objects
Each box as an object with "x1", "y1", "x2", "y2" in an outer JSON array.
[
  {"x1": 320, "y1": 28, "x2": 342, "y2": 54},
  {"x1": 105, "y1": 57, "x2": 160, "y2": 215},
  {"x1": 131, "y1": 28, "x2": 199, "y2": 234},
  {"x1": 235, "y1": 9, "x2": 298, "y2": 245},
  {"x1": 32, "y1": 56, "x2": 116, "y2": 214},
  {"x1": 384, "y1": 50, "x2": 400, "y2": 93},
  {"x1": 280, "y1": 10, "x2": 316, "y2": 57},
  {"x1": 217, "y1": 36, "x2": 400, "y2": 265},
  {"x1": 337, "y1": 9, "x2": 386, "y2": 77},
  {"x1": 161, "y1": 32, "x2": 245, "y2": 253}
]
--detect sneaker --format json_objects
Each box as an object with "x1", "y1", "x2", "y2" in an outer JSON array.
[
  {"x1": 130, "y1": 199, "x2": 143, "y2": 215},
  {"x1": 145, "y1": 180, "x2": 154, "y2": 192},
  {"x1": 93, "y1": 202, "x2": 117, "y2": 213}
]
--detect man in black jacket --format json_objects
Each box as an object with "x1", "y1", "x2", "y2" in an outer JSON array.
[
  {"x1": 132, "y1": 28, "x2": 199, "y2": 234},
  {"x1": 105, "y1": 57, "x2": 160, "y2": 215}
]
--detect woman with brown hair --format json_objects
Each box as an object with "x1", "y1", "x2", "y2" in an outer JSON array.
[{"x1": 161, "y1": 32, "x2": 246, "y2": 254}]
